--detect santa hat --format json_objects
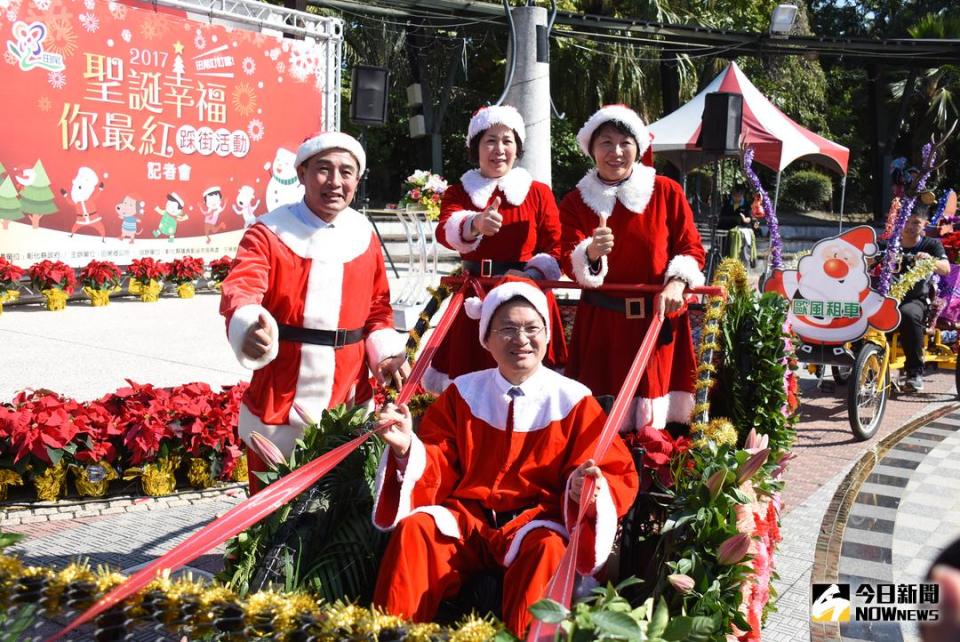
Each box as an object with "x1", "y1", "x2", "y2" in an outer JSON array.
[
  {"x1": 463, "y1": 277, "x2": 550, "y2": 348},
  {"x1": 294, "y1": 131, "x2": 366, "y2": 175},
  {"x1": 837, "y1": 226, "x2": 878, "y2": 256},
  {"x1": 466, "y1": 105, "x2": 526, "y2": 147},
  {"x1": 167, "y1": 192, "x2": 184, "y2": 208},
  {"x1": 203, "y1": 186, "x2": 222, "y2": 198},
  {"x1": 576, "y1": 104, "x2": 654, "y2": 166}
]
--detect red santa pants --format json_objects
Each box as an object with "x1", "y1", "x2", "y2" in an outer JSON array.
[{"x1": 373, "y1": 510, "x2": 565, "y2": 637}]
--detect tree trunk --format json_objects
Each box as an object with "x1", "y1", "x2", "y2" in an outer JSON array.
[{"x1": 29, "y1": 214, "x2": 40, "y2": 229}]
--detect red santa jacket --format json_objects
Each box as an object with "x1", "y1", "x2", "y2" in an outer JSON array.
[
  {"x1": 372, "y1": 366, "x2": 638, "y2": 575},
  {"x1": 220, "y1": 201, "x2": 406, "y2": 456},
  {"x1": 436, "y1": 167, "x2": 562, "y2": 280}
]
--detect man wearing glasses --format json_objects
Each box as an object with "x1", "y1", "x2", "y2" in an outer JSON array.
[{"x1": 370, "y1": 278, "x2": 638, "y2": 637}]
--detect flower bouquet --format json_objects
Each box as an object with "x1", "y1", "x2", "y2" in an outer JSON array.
[
  {"x1": 207, "y1": 255, "x2": 236, "y2": 291},
  {"x1": 28, "y1": 260, "x2": 76, "y2": 311},
  {"x1": 127, "y1": 258, "x2": 168, "y2": 302},
  {"x1": 109, "y1": 380, "x2": 180, "y2": 495},
  {"x1": 78, "y1": 260, "x2": 122, "y2": 307},
  {"x1": 398, "y1": 170, "x2": 448, "y2": 221},
  {"x1": 68, "y1": 400, "x2": 121, "y2": 497},
  {"x1": 0, "y1": 389, "x2": 80, "y2": 501},
  {"x1": 167, "y1": 256, "x2": 204, "y2": 299},
  {"x1": 0, "y1": 257, "x2": 24, "y2": 313}
]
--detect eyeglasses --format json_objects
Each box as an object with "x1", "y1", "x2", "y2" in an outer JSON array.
[{"x1": 492, "y1": 325, "x2": 545, "y2": 342}]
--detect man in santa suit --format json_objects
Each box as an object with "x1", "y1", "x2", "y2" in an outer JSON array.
[
  {"x1": 220, "y1": 131, "x2": 408, "y2": 492},
  {"x1": 372, "y1": 278, "x2": 638, "y2": 637},
  {"x1": 559, "y1": 104, "x2": 705, "y2": 431}
]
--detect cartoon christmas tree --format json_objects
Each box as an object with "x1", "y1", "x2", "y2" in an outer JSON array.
[
  {"x1": 0, "y1": 175, "x2": 23, "y2": 229},
  {"x1": 19, "y1": 160, "x2": 57, "y2": 228},
  {"x1": 173, "y1": 54, "x2": 185, "y2": 83}
]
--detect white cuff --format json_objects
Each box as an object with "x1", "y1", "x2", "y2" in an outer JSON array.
[
  {"x1": 366, "y1": 327, "x2": 408, "y2": 372},
  {"x1": 664, "y1": 254, "x2": 705, "y2": 289},
  {"x1": 228, "y1": 304, "x2": 279, "y2": 370},
  {"x1": 570, "y1": 237, "x2": 607, "y2": 288},
  {"x1": 372, "y1": 432, "x2": 427, "y2": 531},
  {"x1": 443, "y1": 210, "x2": 483, "y2": 253},
  {"x1": 524, "y1": 253, "x2": 562, "y2": 281},
  {"x1": 563, "y1": 473, "x2": 618, "y2": 575}
]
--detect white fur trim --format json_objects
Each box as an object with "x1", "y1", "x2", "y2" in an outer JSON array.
[
  {"x1": 473, "y1": 279, "x2": 551, "y2": 347},
  {"x1": 295, "y1": 131, "x2": 366, "y2": 175},
  {"x1": 421, "y1": 365, "x2": 452, "y2": 395},
  {"x1": 463, "y1": 296, "x2": 484, "y2": 320},
  {"x1": 523, "y1": 253, "x2": 561, "y2": 281},
  {"x1": 617, "y1": 391, "x2": 695, "y2": 432},
  {"x1": 570, "y1": 237, "x2": 607, "y2": 288},
  {"x1": 576, "y1": 105, "x2": 651, "y2": 158},
  {"x1": 562, "y1": 473, "x2": 618, "y2": 575},
  {"x1": 467, "y1": 105, "x2": 526, "y2": 146},
  {"x1": 238, "y1": 404, "x2": 302, "y2": 458},
  {"x1": 228, "y1": 304, "x2": 279, "y2": 370},
  {"x1": 366, "y1": 328, "x2": 407, "y2": 372},
  {"x1": 409, "y1": 505, "x2": 461, "y2": 539},
  {"x1": 503, "y1": 520, "x2": 568, "y2": 567},
  {"x1": 442, "y1": 209, "x2": 483, "y2": 254},
  {"x1": 454, "y1": 368, "x2": 590, "y2": 433},
  {"x1": 460, "y1": 168, "x2": 533, "y2": 208},
  {"x1": 575, "y1": 165, "x2": 656, "y2": 219},
  {"x1": 664, "y1": 254, "x2": 706, "y2": 289},
  {"x1": 372, "y1": 432, "x2": 427, "y2": 531},
  {"x1": 259, "y1": 203, "x2": 372, "y2": 261}
]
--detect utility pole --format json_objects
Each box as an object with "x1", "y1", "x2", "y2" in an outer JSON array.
[{"x1": 504, "y1": 5, "x2": 551, "y2": 186}]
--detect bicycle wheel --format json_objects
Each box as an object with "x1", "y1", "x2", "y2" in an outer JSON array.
[{"x1": 847, "y1": 343, "x2": 888, "y2": 441}]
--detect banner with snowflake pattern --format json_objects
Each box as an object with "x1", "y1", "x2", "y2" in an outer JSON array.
[{"x1": 0, "y1": 0, "x2": 340, "y2": 267}]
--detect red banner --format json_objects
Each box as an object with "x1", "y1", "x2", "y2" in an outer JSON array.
[{"x1": 0, "y1": 0, "x2": 339, "y2": 267}]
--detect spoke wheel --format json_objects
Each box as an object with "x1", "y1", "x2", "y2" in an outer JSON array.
[{"x1": 848, "y1": 343, "x2": 888, "y2": 441}]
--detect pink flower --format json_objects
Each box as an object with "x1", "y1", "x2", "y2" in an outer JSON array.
[
  {"x1": 248, "y1": 431, "x2": 285, "y2": 470},
  {"x1": 292, "y1": 402, "x2": 317, "y2": 427},
  {"x1": 743, "y1": 428, "x2": 769, "y2": 454},
  {"x1": 717, "y1": 533, "x2": 751, "y2": 565},
  {"x1": 410, "y1": 188, "x2": 421, "y2": 200},
  {"x1": 736, "y1": 448, "x2": 769, "y2": 484},
  {"x1": 667, "y1": 573, "x2": 696, "y2": 594},
  {"x1": 706, "y1": 468, "x2": 726, "y2": 501}
]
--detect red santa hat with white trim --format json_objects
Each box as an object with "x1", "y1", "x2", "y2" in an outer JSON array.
[
  {"x1": 576, "y1": 104, "x2": 655, "y2": 166},
  {"x1": 836, "y1": 226, "x2": 878, "y2": 256},
  {"x1": 294, "y1": 131, "x2": 366, "y2": 175},
  {"x1": 466, "y1": 105, "x2": 526, "y2": 147},
  {"x1": 463, "y1": 276, "x2": 550, "y2": 348}
]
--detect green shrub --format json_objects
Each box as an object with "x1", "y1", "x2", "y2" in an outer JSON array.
[{"x1": 781, "y1": 170, "x2": 833, "y2": 211}]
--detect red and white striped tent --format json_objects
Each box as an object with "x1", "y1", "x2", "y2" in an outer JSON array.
[{"x1": 648, "y1": 61, "x2": 850, "y2": 211}]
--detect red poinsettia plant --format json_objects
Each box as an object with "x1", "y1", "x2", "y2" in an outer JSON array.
[
  {"x1": 28, "y1": 260, "x2": 77, "y2": 294},
  {"x1": 166, "y1": 256, "x2": 205, "y2": 286},
  {"x1": 78, "y1": 260, "x2": 122, "y2": 291},
  {"x1": 208, "y1": 255, "x2": 237, "y2": 284},
  {"x1": 127, "y1": 257, "x2": 169, "y2": 286},
  {"x1": 213, "y1": 382, "x2": 247, "y2": 480},
  {"x1": 168, "y1": 382, "x2": 246, "y2": 479},
  {"x1": 71, "y1": 399, "x2": 123, "y2": 465},
  {"x1": 622, "y1": 426, "x2": 694, "y2": 492},
  {"x1": 0, "y1": 257, "x2": 24, "y2": 290},
  {"x1": 103, "y1": 380, "x2": 178, "y2": 465},
  {"x1": 0, "y1": 389, "x2": 80, "y2": 471}
]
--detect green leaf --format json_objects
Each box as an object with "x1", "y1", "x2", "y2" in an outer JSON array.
[
  {"x1": 662, "y1": 615, "x2": 717, "y2": 641},
  {"x1": 646, "y1": 597, "x2": 669, "y2": 638},
  {"x1": 529, "y1": 598, "x2": 570, "y2": 624},
  {"x1": 46, "y1": 447, "x2": 63, "y2": 467},
  {"x1": 614, "y1": 576, "x2": 644, "y2": 592},
  {"x1": 593, "y1": 611, "x2": 644, "y2": 640}
]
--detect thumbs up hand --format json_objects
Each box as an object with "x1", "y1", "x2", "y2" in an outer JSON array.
[
  {"x1": 242, "y1": 312, "x2": 275, "y2": 360},
  {"x1": 471, "y1": 196, "x2": 504, "y2": 238}
]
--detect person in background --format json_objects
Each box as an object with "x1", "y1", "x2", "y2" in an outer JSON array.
[{"x1": 424, "y1": 105, "x2": 567, "y2": 394}]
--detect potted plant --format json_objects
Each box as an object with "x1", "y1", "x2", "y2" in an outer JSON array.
[
  {"x1": 398, "y1": 170, "x2": 448, "y2": 221},
  {"x1": 168, "y1": 382, "x2": 220, "y2": 489},
  {"x1": 127, "y1": 258, "x2": 168, "y2": 302},
  {"x1": 167, "y1": 256, "x2": 204, "y2": 299},
  {"x1": 78, "y1": 260, "x2": 122, "y2": 307},
  {"x1": 0, "y1": 257, "x2": 24, "y2": 313},
  {"x1": 207, "y1": 255, "x2": 236, "y2": 291},
  {"x1": 27, "y1": 260, "x2": 76, "y2": 311},
  {"x1": 69, "y1": 399, "x2": 121, "y2": 497}
]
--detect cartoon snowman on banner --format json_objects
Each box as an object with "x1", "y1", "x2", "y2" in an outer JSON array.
[
  {"x1": 265, "y1": 147, "x2": 304, "y2": 210},
  {"x1": 764, "y1": 226, "x2": 901, "y2": 349}
]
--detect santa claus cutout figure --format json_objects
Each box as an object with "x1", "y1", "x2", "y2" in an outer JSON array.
[{"x1": 764, "y1": 226, "x2": 900, "y2": 345}]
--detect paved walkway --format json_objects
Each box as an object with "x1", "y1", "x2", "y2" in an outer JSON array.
[{"x1": 3, "y1": 295, "x2": 960, "y2": 641}]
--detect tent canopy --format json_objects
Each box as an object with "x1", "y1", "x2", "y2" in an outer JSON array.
[{"x1": 648, "y1": 61, "x2": 849, "y2": 176}]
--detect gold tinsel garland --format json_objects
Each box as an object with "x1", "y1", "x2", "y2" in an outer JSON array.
[
  {"x1": 0, "y1": 469, "x2": 23, "y2": 500},
  {"x1": 889, "y1": 256, "x2": 937, "y2": 303},
  {"x1": 0, "y1": 554, "x2": 504, "y2": 640},
  {"x1": 689, "y1": 259, "x2": 748, "y2": 439},
  {"x1": 405, "y1": 282, "x2": 453, "y2": 363}
]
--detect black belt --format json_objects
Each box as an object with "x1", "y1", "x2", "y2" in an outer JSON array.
[
  {"x1": 482, "y1": 505, "x2": 532, "y2": 529},
  {"x1": 582, "y1": 291, "x2": 652, "y2": 319},
  {"x1": 277, "y1": 324, "x2": 364, "y2": 348},
  {"x1": 462, "y1": 259, "x2": 525, "y2": 278}
]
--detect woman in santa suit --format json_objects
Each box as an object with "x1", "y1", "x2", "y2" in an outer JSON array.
[
  {"x1": 424, "y1": 105, "x2": 567, "y2": 393},
  {"x1": 560, "y1": 104, "x2": 706, "y2": 431}
]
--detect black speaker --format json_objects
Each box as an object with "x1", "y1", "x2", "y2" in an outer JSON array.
[
  {"x1": 350, "y1": 66, "x2": 390, "y2": 126},
  {"x1": 700, "y1": 92, "x2": 743, "y2": 154}
]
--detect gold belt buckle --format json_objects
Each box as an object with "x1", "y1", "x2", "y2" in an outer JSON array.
[
  {"x1": 624, "y1": 298, "x2": 646, "y2": 319},
  {"x1": 480, "y1": 259, "x2": 493, "y2": 278}
]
